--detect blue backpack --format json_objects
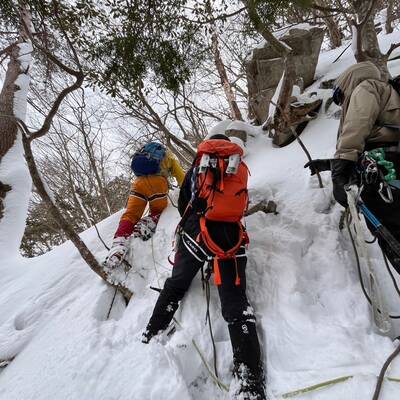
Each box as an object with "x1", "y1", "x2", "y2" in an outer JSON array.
[{"x1": 131, "y1": 142, "x2": 167, "y2": 176}]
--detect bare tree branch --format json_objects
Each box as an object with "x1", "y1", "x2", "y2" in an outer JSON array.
[
  {"x1": 386, "y1": 42, "x2": 400, "y2": 58},
  {"x1": 28, "y1": 71, "x2": 84, "y2": 142},
  {"x1": 20, "y1": 125, "x2": 132, "y2": 301}
]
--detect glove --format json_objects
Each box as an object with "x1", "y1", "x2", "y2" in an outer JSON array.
[
  {"x1": 330, "y1": 159, "x2": 356, "y2": 207},
  {"x1": 304, "y1": 159, "x2": 331, "y2": 176},
  {"x1": 104, "y1": 237, "x2": 129, "y2": 269},
  {"x1": 133, "y1": 214, "x2": 160, "y2": 241}
]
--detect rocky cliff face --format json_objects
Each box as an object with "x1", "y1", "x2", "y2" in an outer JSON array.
[{"x1": 246, "y1": 26, "x2": 325, "y2": 124}]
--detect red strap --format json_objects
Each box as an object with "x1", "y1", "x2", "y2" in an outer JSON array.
[
  {"x1": 234, "y1": 257, "x2": 240, "y2": 286},
  {"x1": 213, "y1": 257, "x2": 222, "y2": 285},
  {"x1": 219, "y1": 158, "x2": 224, "y2": 191}
]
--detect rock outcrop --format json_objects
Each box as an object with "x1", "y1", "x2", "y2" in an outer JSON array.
[{"x1": 246, "y1": 25, "x2": 325, "y2": 124}]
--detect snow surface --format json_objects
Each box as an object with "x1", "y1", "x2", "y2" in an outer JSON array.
[{"x1": 2, "y1": 29, "x2": 400, "y2": 400}]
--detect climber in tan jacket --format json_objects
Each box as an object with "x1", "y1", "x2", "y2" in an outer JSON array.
[{"x1": 334, "y1": 61, "x2": 400, "y2": 163}]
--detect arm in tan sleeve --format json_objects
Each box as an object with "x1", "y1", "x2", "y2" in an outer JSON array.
[{"x1": 335, "y1": 84, "x2": 380, "y2": 161}]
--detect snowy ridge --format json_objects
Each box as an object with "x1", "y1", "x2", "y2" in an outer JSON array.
[{"x1": 1, "y1": 31, "x2": 400, "y2": 400}]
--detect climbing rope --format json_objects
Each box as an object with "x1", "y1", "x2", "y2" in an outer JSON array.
[
  {"x1": 280, "y1": 373, "x2": 400, "y2": 399},
  {"x1": 373, "y1": 338, "x2": 400, "y2": 400},
  {"x1": 202, "y1": 262, "x2": 220, "y2": 385},
  {"x1": 345, "y1": 210, "x2": 400, "y2": 319},
  {"x1": 281, "y1": 375, "x2": 353, "y2": 398}
]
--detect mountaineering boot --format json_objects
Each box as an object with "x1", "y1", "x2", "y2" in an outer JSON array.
[
  {"x1": 141, "y1": 286, "x2": 184, "y2": 343},
  {"x1": 228, "y1": 321, "x2": 266, "y2": 399},
  {"x1": 233, "y1": 363, "x2": 266, "y2": 400}
]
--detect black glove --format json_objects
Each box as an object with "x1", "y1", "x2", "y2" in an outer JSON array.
[
  {"x1": 330, "y1": 159, "x2": 356, "y2": 207},
  {"x1": 304, "y1": 159, "x2": 332, "y2": 176}
]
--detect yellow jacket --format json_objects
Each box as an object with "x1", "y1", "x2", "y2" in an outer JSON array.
[{"x1": 159, "y1": 149, "x2": 185, "y2": 186}]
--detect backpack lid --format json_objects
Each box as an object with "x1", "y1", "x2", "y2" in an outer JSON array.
[{"x1": 197, "y1": 139, "x2": 243, "y2": 158}]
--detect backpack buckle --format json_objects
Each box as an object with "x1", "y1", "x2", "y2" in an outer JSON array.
[
  {"x1": 226, "y1": 154, "x2": 241, "y2": 175},
  {"x1": 199, "y1": 154, "x2": 210, "y2": 173}
]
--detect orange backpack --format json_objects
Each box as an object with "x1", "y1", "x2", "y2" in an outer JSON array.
[
  {"x1": 194, "y1": 139, "x2": 250, "y2": 286},
  {"x1": 196, "y1": 139, "x2": 249, "y2": 222}
]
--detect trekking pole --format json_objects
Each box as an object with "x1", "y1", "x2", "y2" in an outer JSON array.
[{"x1": 358, "y1": 203, "x2": 400, "y2": 260}]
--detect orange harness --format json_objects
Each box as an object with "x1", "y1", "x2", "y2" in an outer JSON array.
[{"x1": 198, "y1": 216, "x2": 248, "y2": 286}]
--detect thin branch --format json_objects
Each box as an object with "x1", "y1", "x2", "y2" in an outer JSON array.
[
  {"x1": 242, "y1": 0, "x2": 291, "y2": 57},
  {"x1": 182, "y1": 6, "x2": 246, "y2": 24},
  {"x1": 311, "y1": 3, "x2": 352, "y2": 14},
  {"x1": 51, "y1": 0, "x2": 82, "y2": 70},
  {"x1": 386, "y1": 42, "x2": 400, "y2": 58},
  {"x1": 28, "y1": 72, "x2": 84, "y2": 142}
]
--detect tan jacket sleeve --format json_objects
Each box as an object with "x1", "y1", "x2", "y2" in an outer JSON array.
[{"x1": 335, "y1": 83, "x2": 381, "y2": 161}]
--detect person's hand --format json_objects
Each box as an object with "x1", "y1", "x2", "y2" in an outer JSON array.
[
  {"x1": 104, "y1": 237, "x2": 129, "y2": 269},
  {"x1": 133, "y1": 214, "x2": 160, "y2": 241},
  {"x1": 330, "y1": 159, "x2": 356, "y2": 207},
  {"x1": 304, "y1": 159, "x2": 331, "y2": 176}
]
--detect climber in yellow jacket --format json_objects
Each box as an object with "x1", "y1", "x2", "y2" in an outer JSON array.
[{"x1": 104, "y1": 142, "x2": 185, "y2": 269}]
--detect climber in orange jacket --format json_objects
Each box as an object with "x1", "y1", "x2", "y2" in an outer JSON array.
[{"x1": 104, "y1": 142, "x2": 185, "y2": 269}]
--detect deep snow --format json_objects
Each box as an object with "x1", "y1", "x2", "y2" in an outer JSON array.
[{"x1": 1, "y1": 30, "x2": 400, "y2": 400}]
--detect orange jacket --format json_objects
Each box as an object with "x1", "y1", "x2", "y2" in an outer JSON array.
[{"x1": 115, "y1": 151, "x2": 185, "y2": 238}]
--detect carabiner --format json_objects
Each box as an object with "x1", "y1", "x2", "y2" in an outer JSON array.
[{"x1": 378, "y1": 182, "x2": 394, "y2": 203}]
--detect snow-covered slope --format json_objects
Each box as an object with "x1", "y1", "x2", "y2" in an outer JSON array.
[{"x1": 2, "y1": 32, "x2": 400, "y2": 400}]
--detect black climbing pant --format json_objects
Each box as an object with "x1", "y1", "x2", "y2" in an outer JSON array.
[{"x1": 144, "y1": 214, "x2": 265, "y2": 398}]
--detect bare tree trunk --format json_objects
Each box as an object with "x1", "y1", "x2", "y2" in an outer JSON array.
[
  {"x1": 0, "y1": 45, "x2": 19, "y2": 163},
  {"x1": 316, "y1": 0, "x2": 342, "y2": 48},
  {"x1": 352, "y1": 0, "x2": 389, "y2": 77},
  {"x1": 210, "y1": 25, "x2": 243, "y2": 121},
  {"x1": 0, "y1": 6, "x2": 33, "y2": 254},
  {"x1": 0, "y1": 44, "x2": 20, "y2": 221}
]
